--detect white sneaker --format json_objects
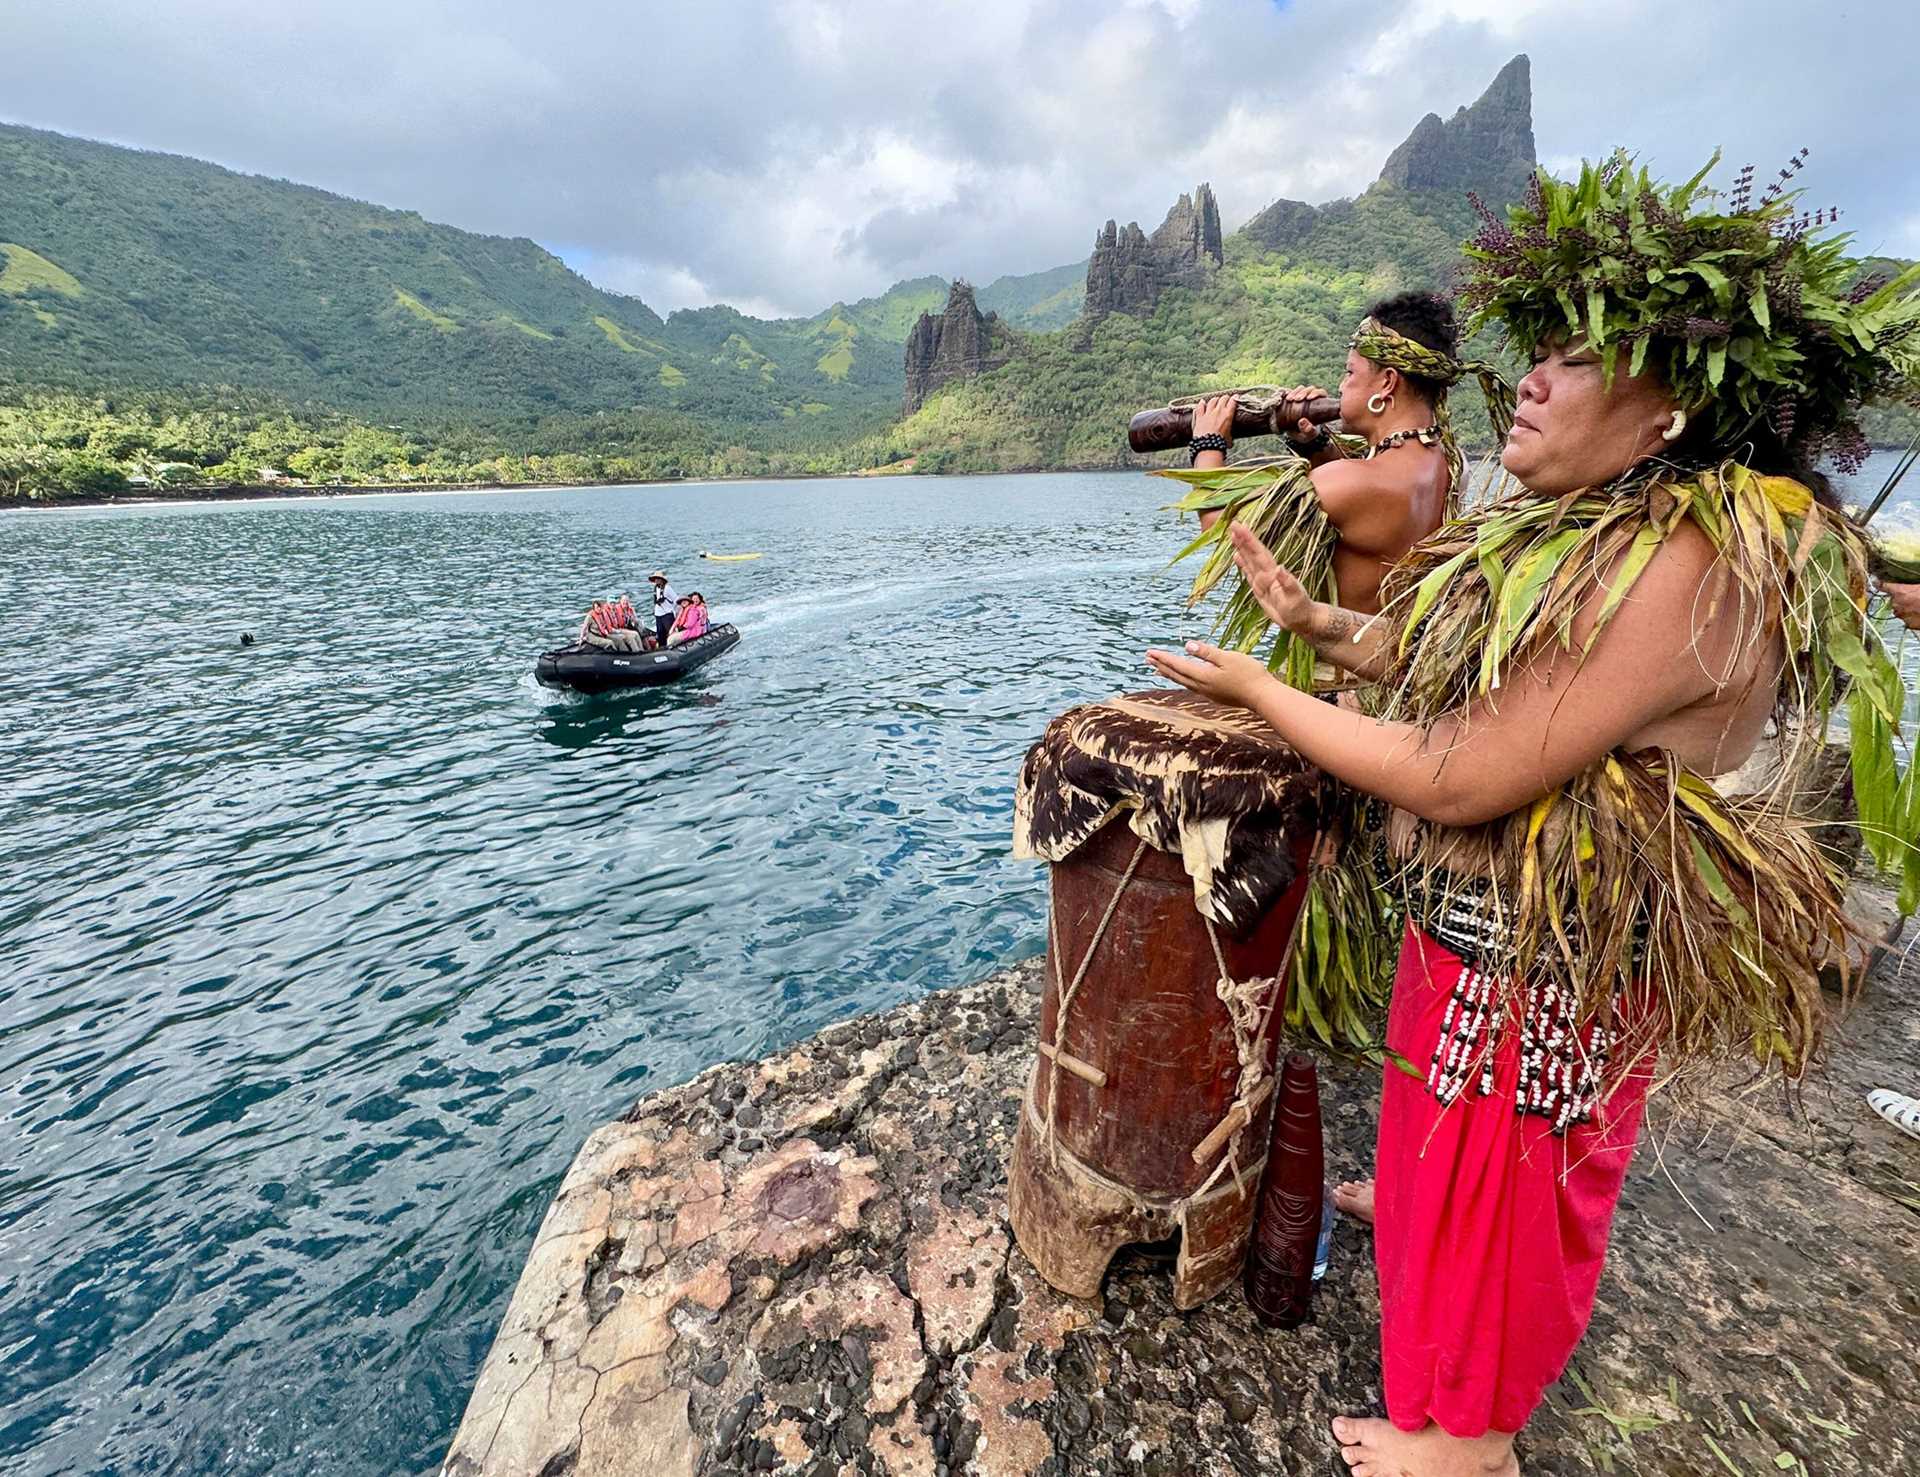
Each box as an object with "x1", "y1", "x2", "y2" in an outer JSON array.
[{"x1": 1867, "y1": 1089, "x2": 1920, "y2": 1142}]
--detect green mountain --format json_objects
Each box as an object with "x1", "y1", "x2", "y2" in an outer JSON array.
[
  {"x1": 5, "y1": 52, "x2": 1909, "y2": 501},
  {"x1": 978, "y1": 262, "x2": 1086, "y2": 331},
  {"x1": 893, "y1": 59, "x2": 1530, "y2": 472},
  {"x1": 893, "y1": 204, "x2": 1489, "y2": 474},
  {"x1": 0, "y1": 122, "x2": 949, "y2": 434},
  {"x1": 894, "y1": 53, "x2": 1916, "y2": 473}
]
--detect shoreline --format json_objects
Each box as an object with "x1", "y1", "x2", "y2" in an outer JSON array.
[
  {"x1": 7, "y1": 442, "x2": 1916, "y2": 514},
  {"x1": 0, "y1": 463, "x2": 1145, "y2": 512}
]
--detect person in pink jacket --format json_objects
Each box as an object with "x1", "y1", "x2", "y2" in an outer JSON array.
[{"x1": 666, "y1": 592, "x2": 710, "y2": 647}]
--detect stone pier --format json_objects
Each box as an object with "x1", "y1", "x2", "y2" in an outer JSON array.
[{"x1": 443, "y1": 883, "x2": 1919, "y2": 1476}]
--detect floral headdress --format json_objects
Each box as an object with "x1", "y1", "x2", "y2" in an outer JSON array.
[{"x1": 1459, "y1": 150, "x2": 1920, "y2": 474}]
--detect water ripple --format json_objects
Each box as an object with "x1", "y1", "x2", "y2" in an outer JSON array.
[
  {"x1": 0, "y1": 473, "x2": 1218, "y2": 1475},
  {"x1": 1, "y1": 464, "x2": 1911, "y2": 1475}
]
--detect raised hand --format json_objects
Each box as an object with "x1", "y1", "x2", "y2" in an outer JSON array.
[
  {"x1": 1191, "y1": 393, "x2": 1239, "y2": 444},
  {"x1": 1230, "y1": 522, "x2": 1318, "y2": 634},
  {"x1": 1280, "y1": 383, "x2": 1330, "y2": 443},
  {"x1": 1885, "y1": 580, "x2": 1920, "y2": 632}
]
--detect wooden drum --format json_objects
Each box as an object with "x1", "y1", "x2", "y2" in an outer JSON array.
[{"x1": 1008, "y1": 689, "x2": 1324, "y2": 1309}]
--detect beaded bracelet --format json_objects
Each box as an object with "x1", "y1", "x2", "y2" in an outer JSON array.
[{"x1": 1188, "y1": 433, "x2": 1230, "y2": 465}]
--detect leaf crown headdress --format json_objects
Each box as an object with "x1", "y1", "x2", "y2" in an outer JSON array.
[{"x1": 1459, "y1": 150, "x2": 1920, "y2": 473}]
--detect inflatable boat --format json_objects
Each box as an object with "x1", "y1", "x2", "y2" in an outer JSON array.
[{"x1": 535, "y1": 624, "x2": 740, "y2": 693}]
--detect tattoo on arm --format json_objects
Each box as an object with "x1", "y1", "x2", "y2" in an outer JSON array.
[
  {"x1": 1305, "y1": 604, "x2": 1391, "y2": 678},
  {"x1": 1313, "y1": 606, "x2": 1366, "y2": 649}
]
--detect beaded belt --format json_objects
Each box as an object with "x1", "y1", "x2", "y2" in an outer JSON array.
[{"x1": 1396, "y1": 864, "x2": 1623, "y2": 1136}]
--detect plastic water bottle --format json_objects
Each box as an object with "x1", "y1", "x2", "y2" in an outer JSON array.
[{"x1": 1311, "y1": 1192, "x2": 1334, "y2": 1282}]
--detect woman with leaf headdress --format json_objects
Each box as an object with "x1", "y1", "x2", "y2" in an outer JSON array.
[
  {"x1": 1148, "y1": 152, "x2": 1919, "y2": 1477},
  {"x1": 1171, "y1": 293, "x2": 1516, "y2": 1055}
]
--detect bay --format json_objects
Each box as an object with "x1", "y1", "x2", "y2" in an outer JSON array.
[
  {"x1": 1, "y1": 458, "x2": 1913, "y2": 1475},
  {"x1": 0, "y1": 471, "x2": 1202, "y2": 1475}
]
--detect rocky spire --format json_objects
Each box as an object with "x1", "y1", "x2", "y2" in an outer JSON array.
[
  {"x1": 1149, "y1": 183, "x2": 1224, "y2": 285},
  {"x1": 1375, "y1": 54, "x2": 1536, "y2": 202},
  {"x1": 1083, "y1": 220, "x2": 1156, "y2": 320},
  {"x1": 902, "y1": 281, "x2": 1007, "y2": 414},
  {"x1": 1082, "y1": 183, "x2": 1224, "y2": 322}
]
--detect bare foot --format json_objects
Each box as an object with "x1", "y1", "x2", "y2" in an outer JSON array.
[
  {"x1": 1331, "y1": 1416, "x2": 1519, "y2": 1477},
  {"x1": 1332, "y1": 1178, "x2": 1375, "y2": 1225}
]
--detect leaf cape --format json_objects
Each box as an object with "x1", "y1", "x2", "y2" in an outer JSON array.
[{"x1": 1375, "y1": 462, "x2": 1917, "y2": 1084}]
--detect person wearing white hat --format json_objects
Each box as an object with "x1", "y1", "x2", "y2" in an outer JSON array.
[{"x1": 647, "y1": 571, "x2": 679, "y2": 647}]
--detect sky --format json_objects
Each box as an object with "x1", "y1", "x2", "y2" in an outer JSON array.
[{"x1": 6, "y1": 0, "x2": 1918, "y2": 320}]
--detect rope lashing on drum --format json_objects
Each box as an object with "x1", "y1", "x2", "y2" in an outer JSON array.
[
  {"x1": 1176, "y1": 911, "x2": 1305, "y2": 1222},
  {"x1": 1035, "y1": 830, "x2": 1308, "y2": 1252},
  {"x1": 1039, "y1": 836, "x2": 1150, "y2": 1167}
]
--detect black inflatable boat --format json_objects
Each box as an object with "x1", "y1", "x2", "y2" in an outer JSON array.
[{"x1": 536, "y1": 624, "x2": 740, "y2": 693}]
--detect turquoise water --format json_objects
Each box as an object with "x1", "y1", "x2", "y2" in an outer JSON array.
[
  {"x1": 1, "y1": 462, "x2": 1913, "y2": 1475},
  {"x1": 0, "y1": 472, "x2": 1203, "y2": 1474}
]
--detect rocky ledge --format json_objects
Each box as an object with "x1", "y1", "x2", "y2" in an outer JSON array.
[{"x1": 444, "y1": 885, "x2": 1920, "y2": 1477}]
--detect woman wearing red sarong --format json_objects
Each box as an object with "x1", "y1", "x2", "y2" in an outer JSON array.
[{"x1": 1148, "y1": 155, "x2": 1918, "y2": 1476}]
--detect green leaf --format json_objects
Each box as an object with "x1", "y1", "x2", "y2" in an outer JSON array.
[
  {"x1": 1587, "y1": 285, "x2": 1608, "y2": 341},
  {"x1": 1496, "y1": 527, "x2": 1583, "y2": 638},
  {"x1": 1397, "y1": 548, "x2": 1474, "y2": 653},
  {"x1": 1587, "y1": 520, "x2": 1665, "y2": 647},
  {"x1": 1477, "y1": 542, "x2": 1509, "y2": 604},
  {"x1": 1828, "y1": 621, "x2": 1904, "y2": 723},
  {"x1": 1383, "y1": 1047, "x2": 1424, "y2": 1081},
  {"x1": 1689, "y1": 834, "x2": 1749, "y2": 932},
  {"x1": 1701, "y1": 1431, "x2": 1744, "y2": 1476},
  {"x1": 1748, "y1": 279, "x2": 1771, "y2": 333},
  {"x1": 1706, "y1": 340, "x2": 1728, "y2": 389},
  {"x1": 1689, "y1": 260, "x2": 1731, "y2": 299}
]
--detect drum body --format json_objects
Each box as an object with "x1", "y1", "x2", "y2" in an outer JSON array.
[{"x1": 1007, "y1": 690, "x2": 1323, "y2": 1309}]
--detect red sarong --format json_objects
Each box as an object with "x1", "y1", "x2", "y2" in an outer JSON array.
[{"x1": 1374, "y1": 924, "x2": 1652, "y2": 1437}]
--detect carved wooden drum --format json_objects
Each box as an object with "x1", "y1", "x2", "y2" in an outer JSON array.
[{"x1": 1008, "y1": 689, "x2": 1324, "y2": 1309}]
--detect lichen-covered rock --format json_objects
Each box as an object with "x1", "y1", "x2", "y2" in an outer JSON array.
[{"x1": 447, "y1": 884, "x2": 1920, "y2": 1476}]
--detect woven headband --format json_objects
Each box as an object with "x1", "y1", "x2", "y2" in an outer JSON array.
[{"x1": 1349, "y1": 316, "x2": 1517, "y2": 447}]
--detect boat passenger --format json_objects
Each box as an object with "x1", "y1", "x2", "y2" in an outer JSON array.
[
  {"x1": 578, "y1": 593, "x2": 650, "y2": 651},
  {"x1": 666, "y1": 592, "x2": 709, "y2": 648},
  {"x1": 648, "y1": 572, "x2": 680, "y2": 646}
]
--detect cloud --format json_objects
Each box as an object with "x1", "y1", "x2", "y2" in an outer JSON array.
[{"x1": 4, "y1": 0, "x2": 1916, "y2": 317}]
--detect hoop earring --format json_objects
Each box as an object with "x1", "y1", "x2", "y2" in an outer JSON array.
[
  {"x1": 1661, "y1": 409, "x2": 1687, "y2": 443},
  {"x1": 1367, "y1": 391, "x2": 1391, "y2": 415}
]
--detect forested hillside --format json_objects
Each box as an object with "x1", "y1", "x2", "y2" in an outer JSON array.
[
  {"x1": 978, "y1": 262, "x2": 1086, "y2": 331},
  {"x1": 3, "y1": 54, "x2": 1911, "y2": 501},
  {"x1": 0, "y1": 123, "x2": 963, "y2": 430}
]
